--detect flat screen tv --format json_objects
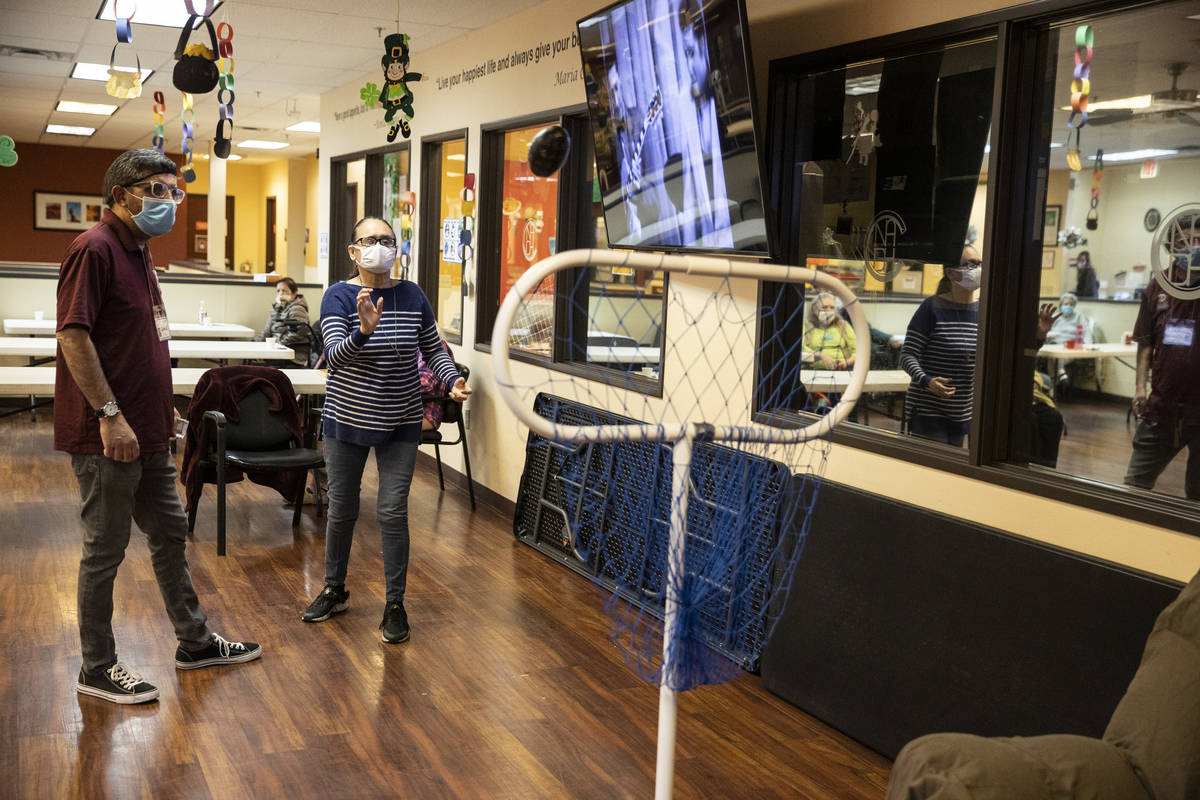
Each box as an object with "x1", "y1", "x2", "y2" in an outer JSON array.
[{"x1": 577, "y1": 0, "x2": 768, "y2": 254}]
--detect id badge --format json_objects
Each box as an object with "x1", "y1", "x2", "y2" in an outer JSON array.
[
  {"x1": 153, "y1": 304, "x2": 170, "y2": 341},
  {"x1": 1163, "y1": 318, "x2": 1194, "y2": 347}
]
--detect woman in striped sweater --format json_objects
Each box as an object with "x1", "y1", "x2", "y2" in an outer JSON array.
[
  {"x1": 302, "y1": 216, "x2": 469, "y2": 644},
  {"x1": 900, "y1": 246, "x2": 982, "y2": 447}
]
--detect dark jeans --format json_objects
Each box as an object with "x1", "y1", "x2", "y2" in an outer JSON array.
[
  {"x1": 909, "y1": 413, "x2": 967, "y2": 448},
  {"x1": 71, "y1": 451, "x2": 211, "y2": 673},
  {"x1": 323, "y1": 436, "x2": 419, "y2": 603},
  {"x1": 1124, "y1": 418, "x2": 1200, "y2": 500}
]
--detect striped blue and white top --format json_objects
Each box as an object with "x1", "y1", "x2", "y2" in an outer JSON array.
[
  {"x1": 901, "y1": 295, "x2": 979, "y2": 430},
  {"x1": 320, "y1": 280, "x2": 460, "y2": 446}
]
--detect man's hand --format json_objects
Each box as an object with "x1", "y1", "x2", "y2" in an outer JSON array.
[
  {"x1": 449, "y1": 377, "x2": 471, "y2": 403},
  {"x1": 928, "y1": 377, "x2": 956, "y2": 398},
  {"x1": 1131, "y1": 386, "x2": 1148, "y2": 419},
  {"x1": 100, "y1": 414, "x2": 140, "y2": 462},
  {"x1": 357, "y1": 288, "x2": 384, "y2": 335}
]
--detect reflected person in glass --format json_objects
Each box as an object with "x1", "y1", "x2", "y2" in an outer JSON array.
[
  {"x1": 900, "y1": 246, "x2": 982, "y2": 447},
  {"x1": 803, "y1": 291, "x2": 856, "y2": 369}
]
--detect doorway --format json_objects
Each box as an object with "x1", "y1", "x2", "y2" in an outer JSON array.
[
  {"x1": 185, "y1": 195, "x2": 236, "y2": 270},
  {"x1": 265, "y1": 196, "x2": 277, "y2": 271}
]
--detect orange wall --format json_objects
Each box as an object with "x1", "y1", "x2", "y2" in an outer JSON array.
[{"x1": 0, "y1": 142, "x2": 188, "y2": 266}]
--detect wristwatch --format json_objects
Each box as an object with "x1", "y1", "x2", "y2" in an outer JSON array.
[{"x1": 94, "y1": 400, "x2": 121, "y2": 419}]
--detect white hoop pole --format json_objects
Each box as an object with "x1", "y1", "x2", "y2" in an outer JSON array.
[
  {"x1": 491, "y1": 249, "x2": 871, "y2": 445},
  {"x1": 654, "y1": 430, "x2": 693, "y2": 800}
]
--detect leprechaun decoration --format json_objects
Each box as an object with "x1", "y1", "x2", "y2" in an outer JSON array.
[{"x1": 378, "y1": 33, "x2": 421, "y2": 142}]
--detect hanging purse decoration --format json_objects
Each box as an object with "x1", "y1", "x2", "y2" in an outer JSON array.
[
  {"x1": 180, "y1": 92, "x2": 197, "y2": 183},
  {"x1": 105, "y1": 0, "x2": 142, "y2": 99},
  {"x1": 213, "y1": 21, "x2": 235, "y2": 159},
  {"x1": 151, "y1": 90, "x2": 167, "y2": 153},
  {"x1": 399, "y1": 191, "x2": 416, "y2": 278},
  {"x1": 173, "y1": 12, "x2": 220, "y2": 95},
  {"x1": 1065, "y1": 25, "x2": 1092, "y2": 171},
  {"x1": 1086, "y1": 149, "x2": 1103, "y2": 230},
  {"x1": 378, "y1": 33, "x2": 422, "y2": 142}
]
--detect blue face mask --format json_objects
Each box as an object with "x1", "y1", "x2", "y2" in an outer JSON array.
[
  {"x1": 129, "y1": 195, "x2": 177, "y2": 237},
  {"x1": 1060, "y1": 305, "x2": 1075, "y2": 317}
]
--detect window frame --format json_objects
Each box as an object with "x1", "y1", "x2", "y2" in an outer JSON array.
[
  {"x1": 327, "y1": 141, "x2": 411, "y2": 286},
  {"x1": 418, "y1": 128, "x2": 469, "y2": 346},
  {"x1": 474, "y1": 106, "x2": 666, "y2": 397},
  {"x1": 757, "y1": 0, "x2": 1200, "y2": 534}
]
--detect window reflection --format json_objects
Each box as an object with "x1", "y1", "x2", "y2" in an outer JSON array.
[
  {"x1": 1030, "y1": 1, "x2": 1200, "y2": 502},
  {"x1": 436, "y1": 138, "x2": 465, "y2": 337}
]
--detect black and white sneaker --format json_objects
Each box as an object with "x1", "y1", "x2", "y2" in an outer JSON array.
[
  {"x1": 380, "y1": 602, "x2": 409, "y2": 644},
  {"x1": 77, "y1": 662, "x2": 159, "y2": 704},
  {"x1": 302, "y1": 585, "x2": 349, "y2": 622},
  {"x1": 175, "y1": 634, "x2": 262, "y2": 670}
]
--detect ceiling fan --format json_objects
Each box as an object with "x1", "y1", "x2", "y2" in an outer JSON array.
[{"x1": 1088, "y1": 62, "x2": 1200, "y2": 127}]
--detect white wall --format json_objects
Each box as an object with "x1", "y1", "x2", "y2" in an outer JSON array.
[{"x1": 316, "y1": 0, "x2": 1200, "y2": 582}]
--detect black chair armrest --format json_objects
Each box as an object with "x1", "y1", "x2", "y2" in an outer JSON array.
[{"x1": 200, "y1": 410, "x2": 228, "y2": 462}]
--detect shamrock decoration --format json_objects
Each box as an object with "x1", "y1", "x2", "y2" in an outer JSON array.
[
  {"x1": 0, "y1": 135, "x2": 17, "y2": 167},
  {"x1": 360, "y1": 83, "x2": 378, "y2": 109}
]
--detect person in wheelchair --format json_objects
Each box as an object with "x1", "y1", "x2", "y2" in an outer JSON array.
[{"x1": 259, "y1": 277, "x2": 311, "y2": 367}]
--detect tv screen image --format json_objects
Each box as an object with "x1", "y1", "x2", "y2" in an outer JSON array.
[{"x1": 578, "y1": 0, "x2": 768, "y2": 254}]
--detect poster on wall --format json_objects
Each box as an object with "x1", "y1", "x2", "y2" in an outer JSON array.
[
  {"x1": 442, "y1": 217, "x2": 462, "y2": 264},
  {"x1": 34, "y1": 192, "x2": 104, "y2": 231}
]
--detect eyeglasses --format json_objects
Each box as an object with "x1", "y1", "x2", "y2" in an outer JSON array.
[
  {"x1": 125, "y1": 179, "x2": 186, "y2": 205},
  {"x1": 354, "y1": 236, "x2": 397, "y2": 248},
  {"x1": 958, "y1": 259, "x2": 983, "y2": 268}
]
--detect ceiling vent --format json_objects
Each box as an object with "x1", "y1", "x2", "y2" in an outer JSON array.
[{"x1": 0, "y1": 45, "x2": 74, "y2": 62}]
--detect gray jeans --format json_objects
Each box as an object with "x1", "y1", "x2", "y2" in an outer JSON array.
[
  {"x1": 72, "y1": 451, "x2": 211, "y2": 673},
  {"x1": 1124, "y1": 418, "x2": 1200, "y2": 501},
  {"x1": 323, "y1": 436, "x2": 418, "y2": 603}
]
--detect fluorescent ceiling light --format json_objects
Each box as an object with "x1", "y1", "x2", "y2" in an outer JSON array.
[
  {"x1": 56, "y1": 100, "x2": 117, "y2": 115},
  {"x1": 285, "y1": 121, "x2": 321, "y2": 133},
  {"x1": 1061, "y1": 94, "x2": 1153, "y2": 112},
  {"x1": 844, "y1": 75, "x2": 881, "y2": 96},
  {"x1": 46, "y1": 124, "x2": 94, "y2": 136},
  {"x1": 72, "y1": 61, "x2": 152, "y2": 82},
  {"x1": 1092, "y1": 148, "x2": 1177, "y2": 163},
  {"x1": 237, "y1": 140, "x2": 289, "y2": 150},
  {"x1": 96, "y1": 0, "x2": 223, "y2": 28},
  {"x1": 199, "y1": 153, "x2": 243, "y2": 160}
]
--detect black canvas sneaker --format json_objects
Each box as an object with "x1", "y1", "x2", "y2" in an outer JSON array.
[
  {"x1": 175, "y1": 634, "x2": 263, "y2": 670},
  {"x1": 77, "y1": 662, "x2": 160, "y2": 704},
  {"x1": 302, "y1": 585, "x2": 349, "y2": 622},
  {"x1": 379, "y1": 602, "x2": 409, "y2": 644}
]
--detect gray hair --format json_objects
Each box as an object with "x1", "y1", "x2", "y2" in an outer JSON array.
[
  {"x1": 102, "y1": 149, "x2": 178, "y2": 207},
  {"x1": 807, "y1": 291, "x2": 842, "y2": 327},
  {"x1": 1060, "y1": 291, "x2": 1078, "y2": 305}
]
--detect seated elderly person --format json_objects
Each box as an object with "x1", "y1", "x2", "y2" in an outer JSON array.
[
  {"x1": 804, "y1": 291, "x2": 856, "y2": 370},
  {"x1": 1043, "y1": 292, "x2": 1094, "y2": 345},
  {"x1": 259, "y1": 277, "x2": 310, "y2": 367}
]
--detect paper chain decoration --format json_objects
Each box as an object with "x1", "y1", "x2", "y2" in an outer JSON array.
[
  {"x1": 1087, "y1": 149, "x2": 1104, "y2": 229},
  {"x1": 183, "y1": 0, "x2": 215, "y2": 15},
  {"x1": 379, "y1": 33, "x2": 421, "y2": 142},
  {"x1": 1066, "y1": 25, "x2": 1092, "y2": 171},
  {"x1": 106, "y1": 0, "x2": 141, "y2": 99},
  {"x1": 214, "y1": 21, "x2": 234, "y2": 159},
  {"x1": 114, "y1": 0, "x2": 134, "y2": 42},
  {"x1": 459, "y1": 173, "x2": 476, "y2": 266},
  {"x1": 151, "y1": 90, "x2": 167, "y2": 153},
  {"x1": 181, "y1": 91, "x2": 197, "y2": 182},
  {"x1": 399, "y1": 191, "x2": 416, "y2": 275}
]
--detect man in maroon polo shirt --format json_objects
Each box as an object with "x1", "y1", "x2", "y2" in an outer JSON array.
[
  {"x1": 56, "y1": 149, "x2": 262, "y2": 705},
  {"x1": 1124, "y1": 213, "x2": 1200, "y2": 500}
]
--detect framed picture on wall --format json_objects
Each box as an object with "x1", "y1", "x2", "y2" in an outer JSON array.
[
  {"x1": 1041, "y1": 248, "x2": 1056, "y2": 269},
  {"x1": 34, "y1": 191, "x2": 104, "y2": 232},
  {"x1": 1043, "y1": 205, "x2": 1061, "y2": 244}
]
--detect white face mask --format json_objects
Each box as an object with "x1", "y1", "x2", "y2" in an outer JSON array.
[
  {"x1": 817, "y1": 310, "x2": 836, "y2": 326},
  {"x1": 952, "y1": 266, "x2": 982, "y2": 291},
  {"x1": 353, "y1": 242, "x2": 397, "y2": 274}
]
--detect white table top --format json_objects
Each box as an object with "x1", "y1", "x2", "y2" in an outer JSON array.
[
  {"x1": 1038, "y1": 342, "x2": 1138, "y2": 360},
  {"x1": 802, "y1": 368, "x2": 912, "y2": 393},
  {"x1": 587, "y1": 345, "x2": 661, "y2": 365},
  {"x1": 0, "y1": 367, "x2": 327, "y2": 396},
  {"x1": 3, "y1": 318, "x2": 257, "y2": 339},
  {"x1": 0, "y1": 338, "x2": 295, "y2": 360}
]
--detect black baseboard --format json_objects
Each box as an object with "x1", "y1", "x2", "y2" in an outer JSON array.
[
  {"x1": 759, "y1": 479, "x2": 1183, "y2": 759},
  {"x1": 414, "y1": 449, "x2": 512, "y2": 516}
]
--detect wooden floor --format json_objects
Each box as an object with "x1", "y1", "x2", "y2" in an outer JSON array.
[{"x1": 0, "y1": 414, "x2": 892, "y2": 800}]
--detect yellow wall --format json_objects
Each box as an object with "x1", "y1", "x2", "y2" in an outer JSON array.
[
  {"x1": 186, "y1": 158, "x2": 265, "y2": 274},
  {"x1": 306, "y1": 154, "x2": 319, "y2": 270}
]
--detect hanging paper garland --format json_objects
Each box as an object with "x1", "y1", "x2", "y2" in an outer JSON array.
[
  {"x1": 378, "y1": 33, "x2": 422, "y2": 142},
  {"x1": 180, "y1": 92, "x2": 197, "y2": 183},
  {"x1": 399, "y1": 190, "x2": 416, "y2": 278},
  {"x1": 1087, "y1": 149, "x2": 1103, "y2": 230},
  {"x1": 114, "y1": 0, "x2": 134, "y2": 43},
  {"x1": 214, "y1": 21, "x2": 234, "y2": 159},
  {"x1": 1065, "y1": 25, "x2": 1092, "y2": 171},
  {"x1": 106, "y1": 1, "x2": 142, "y2": 101},
  {"x1": 459, "y1": 174, "x2": 476, "y2": 266},
  {"x1": 0, "y1": 135, "x2": 18, "y2": 167},
  {"x1": 151, "y1": 90, "x2": 167, "y2": 153}
]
